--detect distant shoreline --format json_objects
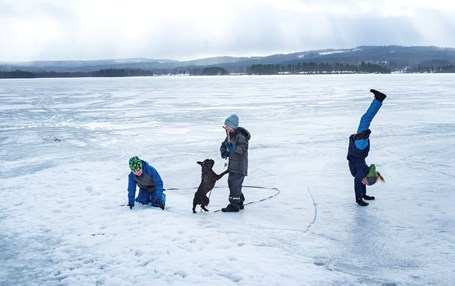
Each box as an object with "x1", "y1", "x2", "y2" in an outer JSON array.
[{"x1": 1, "y1": 70, "x2": 453, "y2": 79}]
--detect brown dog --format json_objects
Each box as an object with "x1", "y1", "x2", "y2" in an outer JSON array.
[{"x1": 193, "y1": 159, "x2": 229, "y2": 213}]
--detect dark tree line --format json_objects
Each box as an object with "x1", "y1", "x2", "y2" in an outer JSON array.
[
  {"x1": 247, "y1": 61, "x2": 390, "y2": 75},
  {"x1": 0, "y1": 68, "x2": 153, "y2": 78},
  {"x1": 0, "y1": 70, "x2": 38, "y2": 78},
  {"x1": 189, "y1": 67, "x2": 229, "y2": 76},
  {"x1": 2, "y1": 61, "x2": 455, "y2": 78},
  {"x1": 92, "y1": 68, "x2": 154, "y2": 77},
  {"x1": 0, "y1": 67, "x2": 230, "y2": 78},
  {"x1": 404, "y1": 60, "x2": 455, "y2": 73}
]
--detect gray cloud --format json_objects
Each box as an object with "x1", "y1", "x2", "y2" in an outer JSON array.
[{"x1": 1, "y1": 0, "x2": 454, "y2": 61}]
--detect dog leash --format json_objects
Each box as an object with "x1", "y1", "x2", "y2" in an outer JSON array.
[
  {"x1": 212, "y1": 186, "x2": 280, "y2": 212},
  {"x1": 166, "y1": 185, "x2": 280, "y2": 212}
]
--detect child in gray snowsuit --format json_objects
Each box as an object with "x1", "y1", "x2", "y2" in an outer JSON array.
[{"x1": 220, "y1": 114, "x2": 251, "y2": 212}]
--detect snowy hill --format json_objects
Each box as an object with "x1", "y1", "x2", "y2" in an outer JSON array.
[{"x1": 1, "y1": 46, "x2": 455, "y2": 74}]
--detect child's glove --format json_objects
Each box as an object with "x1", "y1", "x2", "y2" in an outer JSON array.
[
  {"x1": 128, "y1": 204, "x2": 134, "y2": 210},
  {"x1": 221, "y1": 149, "x2": 228, "y2": 159},
  {"x1": 225, "y1": 142, "x2": 236, "y2": 153},
  {"x1": 155, "y1": 199, "x2": 165, "y2": 210}
]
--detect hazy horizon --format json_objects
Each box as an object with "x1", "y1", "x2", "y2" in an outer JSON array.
[{"x1": 1, "y1": 44, "x2": 454, "y2": 64}]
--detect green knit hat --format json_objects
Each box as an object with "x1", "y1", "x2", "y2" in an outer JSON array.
[
  {"x1": 129, "y1": 156, "x2": 142, "y2": 172},
  {"x1": 366, "y1": 164, "x2": 377, "y2": 185}
]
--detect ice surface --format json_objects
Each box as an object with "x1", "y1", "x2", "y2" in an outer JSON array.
[{"x1": 1, "y1": 74, "x2": 454, "y2": 285}]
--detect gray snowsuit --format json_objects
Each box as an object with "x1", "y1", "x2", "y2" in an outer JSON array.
[{"x1": 220, "y1": 127, "x2": 251, "y2": 207}]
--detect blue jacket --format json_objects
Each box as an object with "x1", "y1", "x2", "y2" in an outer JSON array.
[
  {"x1": 127, "y1": 160, "x2": 163, "y2": 206},
  {"x1": 347, "y1": 134, "x2": 370, "y2": 163},
  {"x1": 347, "y1": 135, "x2": 370, "y2": 199}
]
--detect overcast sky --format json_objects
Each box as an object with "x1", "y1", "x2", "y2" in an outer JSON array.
[{"x1": 1, "y1": 0, "x2": 454, "y2": 62}]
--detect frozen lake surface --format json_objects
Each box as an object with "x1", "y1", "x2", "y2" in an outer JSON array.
[{"x1": 1, "y1": 74, "x2": 454, "y2": 285}]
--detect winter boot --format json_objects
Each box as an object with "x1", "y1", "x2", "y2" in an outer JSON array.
[
  {"x1": 356, "y1": 199, "x2": 369, "y2": 206},
  {"x1": 354, "y1": 129, "x2": 371, "y2": 140},
  {"x1": 239, "y1": 194, "x2": 245, "y2": 210},
  {"x1": 370, "y1": 89, "x2": 387, "y2": 102},
  {"x1": 221, "y1": 204, "x2": 240, "y2": 212},
  {"x1": 363, "y1": 194, "x2": 375, "y2": 200}
]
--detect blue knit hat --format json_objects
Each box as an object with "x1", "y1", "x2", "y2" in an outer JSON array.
[{"x1": 224, "y1": 114, "x2": 239, "y2": 129}]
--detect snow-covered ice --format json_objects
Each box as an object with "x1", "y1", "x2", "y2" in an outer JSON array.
[{"x1": 1, "y1": 74, "x2": 454, "y2": 285}]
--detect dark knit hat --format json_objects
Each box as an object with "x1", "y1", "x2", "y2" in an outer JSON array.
[
  {"x1": 224, "y1": 114, "x2": 239, "y2": 129},
  {"x1": 129, "y1": 156, "x2": 142, "y2": 172}
]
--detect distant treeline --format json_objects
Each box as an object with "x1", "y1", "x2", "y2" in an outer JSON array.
[
  {"x1": 1, "y1": 61, "x2": 455, "y2": 78},
  {"x1": 0, "y1": 67, "x2": 229, "y2": 78},
  {"x1": 247, "y1": 61, "x2": 390, "y2": 74},
  {"x1": 194, "y1": 67, "x2": 229, "y2": 75},
  {"x1": 0, "y1": 68, "x2": 154, "y2": 79},
  {"x1": 403, "y1": 59, "x2": 455, "y2": 73}
]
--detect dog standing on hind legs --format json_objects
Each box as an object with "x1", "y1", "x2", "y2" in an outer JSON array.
[{"x1": 193, "y1": 159, "x2": 229, "y2": 213}]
